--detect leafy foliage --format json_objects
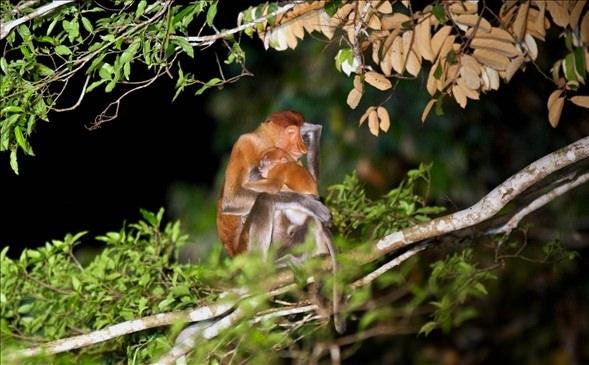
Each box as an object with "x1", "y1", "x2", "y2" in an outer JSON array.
[
  {"x1": 0, "y1": 0, "x2": 240, "y2": 174},
  {"x1": 327, "y1": 163, "x2": 445, "y2": 240}
]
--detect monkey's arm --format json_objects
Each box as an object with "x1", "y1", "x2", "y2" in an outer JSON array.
[
  {"x1": 220, "y1": 136, "x2": 263, "y2": 215},
  {"x1": 301, "y1": 122, "x2": 322, "y2": 181}
]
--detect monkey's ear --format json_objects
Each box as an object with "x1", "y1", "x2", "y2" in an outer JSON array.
[{"x1": 280, "y1": 157, "x2": 289, "y2": 163}]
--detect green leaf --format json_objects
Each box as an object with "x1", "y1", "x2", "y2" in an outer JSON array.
[
  {"x1": 81, "y1": 16, "x2": 94, "y2": 33},
  {"x1": 195, "y1": 77, "x2": 222, "y2": 95},
  {"x1": 55, "y1": 45, "x2": 72, "y2": 55},
  {"x1": 140, "y1": 209, "x2": 158, "y2": 226},
  {"x1": 1, "y1": 106, "x2": 23, "y2": 114},
  {"x1": 72, "y1": 276, "x2": 81, "y2": 291},
  {"x1": 86, "y1": 79, "x2": 106, "y2": 93},
  {"x1": 37, "y1": 63, "x2": 54, "y2": 76},
  {"x1": 433, "y1": 63, "x2": 443, "y2": 79},
  {"x1": 432, "y1": 4, "x2": 446, "y2": 24},
  {"x1": 0, "y1": 57, "x2": 7, "y2": 74},
  {"x1": 14, "y1": 126, "x2": 34, "y2": 156},
  {"x1": 206, "y1": 1, "x2": 218, "y2": 27},
  {"x1": 325, "y1": 0, "x2": 343, "y2": 16},
  {"x1": 136, "y1": 0, "x2": 147, "y2": 18},
  {"x1": 573, "y1": 47, "x2": 586, "y2": 81},
  {"x1": 120, "y1": 39, "x2": 140, "y2": 64},
  {"x1": 564, "y1": 52, "x2": 576, "y2": 81},
  {"x1": 47, "y1": 17, "x2": 59, "y2": 35},
  {"x1": 171, "y1": 36, "x2": 194, "y2": 58},
  {"x1": 473, "y1": 282, "x2": 488, "y2": 296},
  {"x1": 419, "y1": 321, "x2": 438, "y2": 336},
  {"x1": 99, "y1": 63, "x2": 113, "y2": 80},
  {"x1": 10, "y1": 149, "x2": 19, "y2": 175}
]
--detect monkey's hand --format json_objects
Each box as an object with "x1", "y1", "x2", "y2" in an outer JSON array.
[
  {"x1": 275, "y1": 192, "x2": 331, "y2": 224},
  {"x1": 301, "y1": 122, "x2": 322, "y2": 136}
]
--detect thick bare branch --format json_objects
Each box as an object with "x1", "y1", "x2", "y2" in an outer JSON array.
[
  {"x1": 9, "y1": 300, "x2": 236, "y2": 359},
  {"x1": 1, "y1": 0, "x2": 74, "y2": 40},
  {"x1": 186, "y1": 2, "x2": 297, "y2": 46},
  {"x1": 362, "y1": 136, "x2": 589, "y2": 261},
  {"x1": 490, "y1": 172, "x2": 589, "y2": 235}
]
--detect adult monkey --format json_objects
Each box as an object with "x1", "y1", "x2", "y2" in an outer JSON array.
[
  {"x1": 216, "y1": 111, "x2": 344, "y2": 332},
  {"x1": 216, "y1": 110, "x2": 329, "y2": 257}
]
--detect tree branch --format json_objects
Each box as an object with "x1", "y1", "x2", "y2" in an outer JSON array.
[
  {"x1": 361, "y1": 136, "x2": 589, "y2": 262},
  {"x1": 186, "y1": 2, "x2": 297, "y2": 46},
  {"x1": 8, "y1": 300, "x2": 236, "y2": 359},
  {"x1": 1, "y1": 0, "x2": 75, "y2": 40},
  {"x1": 489, "y1": 172, "x2": 589, "y2": 235}
]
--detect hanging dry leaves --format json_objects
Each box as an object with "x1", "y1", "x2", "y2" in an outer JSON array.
[{"x1": 570, "y1": 95, "x2": 589, "y2": 108}]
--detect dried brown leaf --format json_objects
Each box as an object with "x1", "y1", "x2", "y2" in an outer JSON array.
[
  {"x1": 457, "y1": 78, "x2": 480, "y2": 100},
  {"x1": 403, "y1": 31, "x2": 422, "y2": 76},
  {"x1": 581, "y1": 11, "x2": 589, "y2": 44},
  {"x1": 461, "y1": 54, "x2": 482, "y2": 74},
  {"x1": 365, "y1": 71, "x2": 393, "y2": 90},
  {"x1": 421, "y1": 98, "x2": 436, "y2": 123},
  {"x1": 570, "y1": 95, "x2": 589, "y2": 108},
  {"x1": 377, "y1": 106, "x2": 390, "y2": 132},
  {"x1": 470, "y1": 38, "x2": 521, "y2": 57},
  {"x1": 454, "y1": 14, "x2": 492, "y2": 32},
  {"x1": 372, "y1": 39, "x2": 382, "y2": 65},
  {"x1": 548, "y1": 94, "x2": 565, "y2": 127},
  {"x1": 368, "y1": 109, "x2": 380, "y2": 136},
  {"x1": 347, "y1": 88, "x2": 362, "y2": 109},
  {"x1": 381, "y1": 13, "x2": 411, "y2": 30},
  {"x1": 426, "y1": 61, "x2": 439, "y2": 96},
  {"x1": 416, "y1": 16, "x2": 435, "y2": 61},
  {"x1": 512, "y1": 1, "x2": 530, "y2": 41},
  {"x1": 452, "y1": 84, "x2": 468, "y2": 108},
  {"x1": 467, "y1": 27, "x2": 515, "y2": 42},
  {"x1": 354, "y1": 75, "x2": 363, "y2": 92},
  {"x1": 546, "y1": 1, "x2": 569, "y2": 28},
  {"x1": 460, "y1": 65, "x2": 481, "y2": 89},
  {"x1": 569, "y1": 0, "x2": 586, "y2": 29},
  {"x1": 368, "y1": 14, "x2": 382, "y2": 30},
  {"x1": 431, "y1": 25, "x2": 452, "y2": 59},
  {"x1": 377, "y1": 1, "x2": 393, "y2": 14},
  {"x1": 449, "y1": 1, "x2": 478, "y2": 15},
  {"x1": 391, "y1": 35, "x2": 405, "y2": 74},
  {"x1": 359, "y1": 106, "x2": 374, "y2": 125},
  {"x1": 472, "y1": 48, "x2": 511, "y2": 70},
  {"x1": 523, "y1": 33, "x2": 538, "y2": 60},
  {"x1": 504, "y1": 55, "x2": 524, "y2": 81}
]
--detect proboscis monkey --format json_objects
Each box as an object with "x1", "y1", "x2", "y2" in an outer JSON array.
[
  {"x1": 216, "y1": 110, "x2": 329, "y2": 256},
  {"x1": 216, "y1": 110, "x2": 344, "y2": 332}
]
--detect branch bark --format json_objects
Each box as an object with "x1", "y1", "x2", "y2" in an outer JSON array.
[{"x1": 0, "y1": 0, "x2": 74, "y2": 40}]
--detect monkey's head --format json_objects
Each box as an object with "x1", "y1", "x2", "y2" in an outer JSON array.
[
  {"x1": 259, "y1": 147, "x2": 291, "y2": 178},
  {"x1": 264, "y1": 111, "x2": 308, "y2": 161}
]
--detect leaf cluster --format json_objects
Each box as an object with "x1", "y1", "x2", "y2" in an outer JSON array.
[{"x1": 326, "y1": 163, "x2": 445, "y2": 240}]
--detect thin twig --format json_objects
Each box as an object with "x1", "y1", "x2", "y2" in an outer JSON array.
[{"x1": 53, "y1": 76, "x2": 90, "y2": 112}]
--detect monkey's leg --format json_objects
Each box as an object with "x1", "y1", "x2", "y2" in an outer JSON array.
[{"x1": 242, "y1": 193, "x2": 275, "y2": 259}]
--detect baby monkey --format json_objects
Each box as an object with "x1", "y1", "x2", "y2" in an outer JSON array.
[{"x1": 247, "y1": 147, "x2": 318, "y2": 197}]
